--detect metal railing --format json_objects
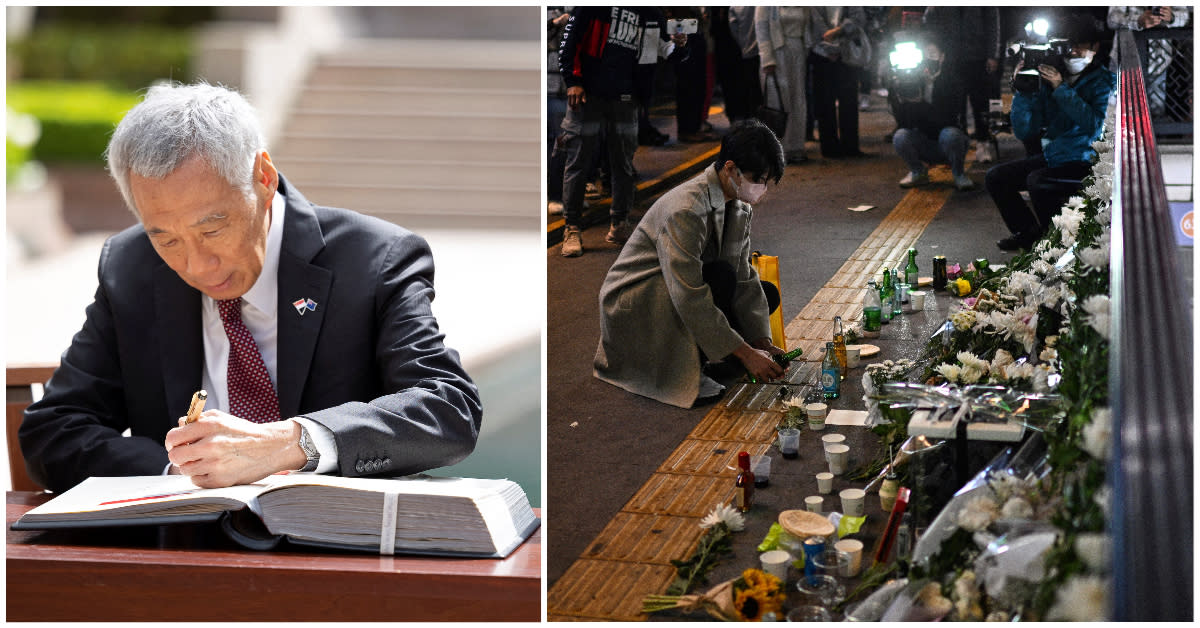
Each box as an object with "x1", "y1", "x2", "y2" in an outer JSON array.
[
  {"x1": 1132, "y1": 26, "x2": 1194, "y2": 138},
  {"x1": 1109, "y1": 28, "x2": 1193, "y2": 621}
]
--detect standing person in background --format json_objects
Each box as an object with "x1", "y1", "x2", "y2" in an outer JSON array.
[
  {"x1": 712, "y1": 7, "x2": 751, "y2": 124},
  {"x1": 725, "y1": 7, "x2": 763, "y2": 123},
  {"x1": 808, "y1": 6, "x2": 868, "y2": 158},
  {"x1": 754, "y1": 6, "x2": 812, "y2": 164},
  {"x1": 558, "y1": 7, "x2": 686, "y2": 258},
  {"x1": 547, "y1": 7, "x2": 571, "y2": 216},
  {"x1": 1107, "y1": 6, "x2": 1190, "y2": 118},
  {"x1": 922, "y1": 6, "x2": 1002, "y2": 161},
  {"x1": 668, "y1": 7, "x2": 716, "y2": 143}
]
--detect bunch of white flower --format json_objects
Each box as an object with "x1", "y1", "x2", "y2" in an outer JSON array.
[
  {"x1": 1081, "y1": 295, "x2": 1112, "y2": 341},
  {"x1": 952, "y1": 570, "x2": 984, "y2": 620},
  {"x1": 1081, "y1": 406, "x2": 1112, "y2": 461},
  {"x1": 957, "y1": 495, "x2": 1000, "y2": 532},
  {"x1": 699, "y1": 503, "x2": 745, "y2": 531},
  {"x1": 950, "y1": 309, "x2": 977, "y2": 331},
  {"x1": 1052, "y1": 206, "x2": 1086, "y2": 248},
  {"x1": 1046, "y1": 575, "x2": 1109, "y2": 621}
]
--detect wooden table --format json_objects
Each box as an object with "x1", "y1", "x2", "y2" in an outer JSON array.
[{"x1": 6, "y1": 492, "x2": 541, "y2": 621}]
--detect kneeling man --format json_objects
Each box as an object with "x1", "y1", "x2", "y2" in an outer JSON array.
[{"x1": 594, "y1": 119, "x2": 786, "y2": 408}]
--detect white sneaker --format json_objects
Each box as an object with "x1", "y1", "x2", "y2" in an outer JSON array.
[
  {"x1": 548, "y1": 201, "x2": 564, "y2": 215},
  {"x1": 561, "y1": 226, "x2": 583, "y2": 257},
  {"x1": 975, "y1": 142, "x2": 995, "y2": 164},
  {"x1": 898, "y1": 170, "x2": 930, "y2": 188},
  {"x1": 698, "y1": 374, "x2": 726, "y2": 399},
  {"x1": 953, "y1": 173, "x2": 976, "y2": 191},
  {"x1": 606, "y1": 220, "x2": 634, "y2": 244},
  {"x1": 859, "y1": 95, "x2": 871, "y2": 111}
]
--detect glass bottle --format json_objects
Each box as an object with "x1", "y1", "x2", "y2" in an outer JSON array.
[
  {"x1": 832, "y1": 316, "x2": 848, "y2": 378},
  {"x1": 734, "y1": 451, "x2": 755, "y2": 512},
  {"x1": 904, "y1": 248, "x2": 919, "y2": 292},
  {"x1": 863, "y1": 279, "x2": 882, "y2": 337},
  {"x1": 890, "y1": 265, "x2": 904, "y2": 317},
  {"x1": 879, "y1": 269, "x2": 893, "y2": 324},
  {"x1": 821, "y1": 342, "x2": 840, "y2": 399},
  {"x1": 773, "y1": 347, "x2": 804, "y2": 368}
]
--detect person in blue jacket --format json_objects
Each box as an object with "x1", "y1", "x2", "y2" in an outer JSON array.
[{"x1": 985, "y1": 14, "x2": 1116, "y2": 251}]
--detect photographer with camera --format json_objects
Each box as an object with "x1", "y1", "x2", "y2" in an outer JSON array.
[
  {"x1": 985, "y1": 14, "x2": 1116, "y2": 251},
  {"x1": 890, "y1": 37, "x2": 975, "y2": 191}
]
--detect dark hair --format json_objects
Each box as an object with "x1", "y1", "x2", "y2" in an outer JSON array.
[
  {"x1": 1060, "y1": 13, "x2": 1106, "y2": 46},
  {"x1": 716, "y1": 119, "x2": 785, "y2": 184}
]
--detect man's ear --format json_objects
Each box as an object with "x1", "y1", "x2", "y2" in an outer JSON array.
[{"x1": 254, "y1": 151, "x2": 279, "y2": 198}]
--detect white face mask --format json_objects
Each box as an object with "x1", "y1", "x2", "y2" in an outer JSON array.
[
  {"x1": 1065, "y1": 51, "x2": 1094, "y2": 75},
  {"x1": 733, "y1": 168, "x2": 768, "y2": 204}
]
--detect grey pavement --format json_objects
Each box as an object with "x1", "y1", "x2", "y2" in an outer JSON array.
[{"x1": 546, "y1": 94, "x2": 1021, "y2": 587}]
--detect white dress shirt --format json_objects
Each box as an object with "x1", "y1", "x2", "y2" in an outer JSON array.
[{"x1": 179, "y1": 191, "x2": 337, "y2": 474}]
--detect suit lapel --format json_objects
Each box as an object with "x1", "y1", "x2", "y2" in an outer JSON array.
[
  {"x1": 274, "y1": 176, "x2": 331, "y2": 419},
  {"x1": 154, "y1": 264, "x2": 203, "y2": 418}
]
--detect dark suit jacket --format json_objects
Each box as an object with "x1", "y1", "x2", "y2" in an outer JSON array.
[{"x1": 20, "y1": 175, "x2": 482, "y2": 493}]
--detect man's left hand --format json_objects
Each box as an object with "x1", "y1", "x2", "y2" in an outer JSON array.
[
  {"x1": 1038, "y1": 64, "x2": 1063, "y2": 90},
  {"x1": 165, "y1": 411, "x2": 306, "y2": 488},
  {"x1": 671, "y1": 33, "x2": 687, "y2": 47}
]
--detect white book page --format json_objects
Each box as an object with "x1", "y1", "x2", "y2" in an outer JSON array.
[{"x1": 24, "y1": 475, "x2": 270, "y2": 517}]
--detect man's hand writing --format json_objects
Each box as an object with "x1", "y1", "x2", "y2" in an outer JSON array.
[{"x1": 166, "y1": 410, "x2": 307, "y2": 488}]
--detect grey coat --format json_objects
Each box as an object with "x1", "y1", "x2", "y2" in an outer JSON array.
[{"x1": 594, "y1": 165, "x2": 772, "y2": 408}]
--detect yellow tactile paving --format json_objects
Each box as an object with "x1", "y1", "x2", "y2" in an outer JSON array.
[{"x1": 547, "y1": 184, "x2": 950, "y2": 621}]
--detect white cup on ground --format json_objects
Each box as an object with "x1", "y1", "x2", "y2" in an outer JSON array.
[
  {"x1": 821, "y1": 433, "x2": 846, "y2": 461},
  {"x1": 805, "y1": 495, "x2": 824, "y2": 513},
  {"x1": 806, "y1": 403, "x2": 828, "y2": 431},
  {"x1": 760, "y1": 549, "x2": 791, "y2": 581},
  {"x1": 845, "y1": 346, "x2": 861, "y2": 368},
  {"x1": 816, "y1": 471, "x2": 834, "y2": 494},
  {"x1": 839, "y1": 488, "x2": 866, "y2": 517},
  {"x1": 909, "y1": 290, "x2": 927, "y2": 311},
  {"x1": 825, "y1": 443, "x2": 850, "y2": 475},
  {"x1": 834, "y1": 538, "x2": 864, "y2": 577}
]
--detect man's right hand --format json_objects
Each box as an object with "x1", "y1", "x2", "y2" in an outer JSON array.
[
  {"x1": 567, "y1": 86, "x2": 586, "y2": 110},
  {"x1": 732, "y1": 343, "x2": 785, "y2": 382}
]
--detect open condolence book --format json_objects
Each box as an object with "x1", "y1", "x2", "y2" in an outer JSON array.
[{"x1": 12, "y1": 473, "x2": 539, "y2": 558}]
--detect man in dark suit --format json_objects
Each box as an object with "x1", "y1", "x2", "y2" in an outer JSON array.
[{"x1": 19, "y1": 83, "x2": 482, "y2": 493}]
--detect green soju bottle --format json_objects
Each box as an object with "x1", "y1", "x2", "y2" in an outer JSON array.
[
  {"x1": 880, "y1": 269, "x2": 893, "y2": 324},
  {"x1": 863, "y1": 279, "x2": 882, "y2": 337},
  {"x1": 773, "y1": 346, "x2": 804, "y2": 367},
  {"x1": 904, "y1": 248, "x2": 920, "y2": 290}
]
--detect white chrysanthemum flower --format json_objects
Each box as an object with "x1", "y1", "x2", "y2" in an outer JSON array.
[
  {"x1": 988, "y1": 471, "x2": 1028, "y2": 502},
  {"x1": 1045, "y1": 335, "x2": 1059, "y2": 348},
  {"x1": 1032, "y1": 364, "x2": 1056, "y2": 392},
  {"x1": 1039, "y1": 347, "x2": 1058, "y2": 363},
  {"x1": 1082, "y1": 406, "x2": 1113, "y2": 461},
  {"x1": 1078, "y1": 246, "x2": 1109, "y2": 271},
  {"x1": 951, "y1": 310, "x2": 977, "y2": 331},
  {"x1": 960, "y1": 364, "x2": 985, "y2": 385},
  {"x1": 1000, "y1": 496, "x2": 1034, "y2": 519},
  {"x1": 986, "y1": 611, "x2": 1011, "y2": 622},
  {"x1": 1095, "y1": 202, "x2": 1112, "y2": 226},
  {"x1": 1075, "y1": 533, "x2": 1111, "y2": 572},
  {"x1": 1053, "y1": 207, "x2": 1085, "y2": 239},
  {"x1": 1064, "y1": 196, "x2": 1087, "y2": 212},
  {"x1": 1094, "y1": 485, "x2": 1112, "y2": 516},
  {"x1": 782, "y1": 396, "x2": 806, "y2": 410},
  {"x1": 936, "y1": 363, "x2": 963, "y2": 384},
  {"x1": 957, "y1": 352, "x2": 989, "y2": 372},
  {"x1": 952, "y1": 571, "x2": 983, "y2": 620},
  {"x1": 700, "y1": 503, "x2": 745, "y2": 531},
  {"x1": 1082, "y1": 295, "x2": 1112, "y2": 341},
  {"x1": 1085, "y1": 177, "x2": 1112, "y2": 203},
  {"x1": 1047, "y1": 575, "x2": 1109, "y2": 622},
  {"x1": 957, "y1": 496, "x2": 1000, "y2": 532},
  {"x1": 1092, "y1": 160, "x2": 1114, "y2": 180},
  {"x1": 1006, "y1": 363, "x2": 1035, "y2": 381},
  {"x1": 1030, "y1": 259, "x2": 1053, "y2": 277}
]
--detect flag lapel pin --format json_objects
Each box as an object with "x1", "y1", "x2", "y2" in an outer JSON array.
[{"x1": 293, "y1": 298, "x2": 317, "y2": 315}]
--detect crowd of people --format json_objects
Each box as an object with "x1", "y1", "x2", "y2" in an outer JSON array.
[{"x1": 545, "y1": 6, "x2": 1178, "y2": 407}]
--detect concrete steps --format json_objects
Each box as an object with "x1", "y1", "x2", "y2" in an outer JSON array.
[{"x1": 273, "y1": 38, "x2": 539, "y2": 230}]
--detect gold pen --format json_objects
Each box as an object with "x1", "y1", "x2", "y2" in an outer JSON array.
[{"x1": 185, "y1": 390, "x2": 208, "y2": 424}]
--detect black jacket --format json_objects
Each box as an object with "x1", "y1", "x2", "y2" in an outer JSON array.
[
  {"x1": 559, "y1": 6, "x2": 674, "y2": 100},
  {"x1": 893, "y1": 67, "x2": 966, "y2": 139}
]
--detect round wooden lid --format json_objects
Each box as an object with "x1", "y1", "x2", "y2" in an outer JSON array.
[{"x1": 779, "y1": 509, "x2": 836, "y2": 539}]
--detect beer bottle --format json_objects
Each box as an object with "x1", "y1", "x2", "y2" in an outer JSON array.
[
  {"x1": 832, "y1": 316, "x2": 848, "y2": 378},
  {"x1": 821, "y1": 342, "x2": 840, "y2": 399},
  {"x1": 734, "y1": 451, "x2": 755, "y2": 512}
]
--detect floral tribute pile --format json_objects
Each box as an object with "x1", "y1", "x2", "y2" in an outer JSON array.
[{"x1": 855, "y1": 104, "x2": 1120, "y2": 621}]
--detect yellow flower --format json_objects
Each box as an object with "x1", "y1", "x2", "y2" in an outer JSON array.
[
  {"x1": 953, "y1": 278, "x2": 972, "y2": 297},
  {"x1": 733, "y1": 569, "x2": 785, "y2": 621}
]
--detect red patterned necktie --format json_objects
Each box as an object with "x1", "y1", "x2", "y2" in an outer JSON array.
[{"x1": 217, "y1": 297, "x2": 281, "y2": 423}]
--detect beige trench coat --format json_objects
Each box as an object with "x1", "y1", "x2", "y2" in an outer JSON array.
[{"x1": 593, "y1": 165, "x2": 772, "y2": 408}]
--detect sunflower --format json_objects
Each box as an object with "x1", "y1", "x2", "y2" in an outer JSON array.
[{"x1": 732, "y1": 569, "x2": 785, "y2": 621}]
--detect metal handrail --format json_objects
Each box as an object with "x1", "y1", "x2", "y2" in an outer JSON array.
[{"x1": 1109, "y1": 29, "x2": 1193, "y2": 621}]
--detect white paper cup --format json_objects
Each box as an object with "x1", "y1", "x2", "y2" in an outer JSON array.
[
  {"x1": 909, "y1": 290, "x2": 927, "y2": 311},
  {"x1": 805, "y1": 495, "x2": 824, "y2": 513},
  {"x1": 805, "y1": 403, "x2": 828, "y2": 431},
  {"x1": 760, "y1": 549, "x2": 791, "y2": 581},
  {"x1": 845, "y1": 346, "x2": 861, "y2": 368},
  {"x1": 825, "y1": 443, "x2": 850, "y2": 475},
  {"x1": 834, "y1": 538, "x2": 864, "y2": 577},
  {"x1": 821, "y1": 434, "x2": 846, "y2": 462},
  {"x1": 839, "y1": 488, "x2": 866, "y2": 517},
  {"x1": 816, "y1": 471, "x2": 834, "y2": 494}
]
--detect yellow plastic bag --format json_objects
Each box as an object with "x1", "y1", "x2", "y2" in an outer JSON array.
[{"x1": 751, "y1": 251, "x2": 786, "y2": 350}]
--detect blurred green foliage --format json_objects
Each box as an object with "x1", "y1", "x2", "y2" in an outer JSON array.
[
  {"x1": 7, "y1": 82, "x2": 142, "y2": 165},
  {"x1": 9, "y1": 25, "x2": 196, "y2": 91}
]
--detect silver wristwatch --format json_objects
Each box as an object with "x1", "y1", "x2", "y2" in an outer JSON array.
[{"x1": 297, "y1": 423, "x2": 320, "y2": 472}]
